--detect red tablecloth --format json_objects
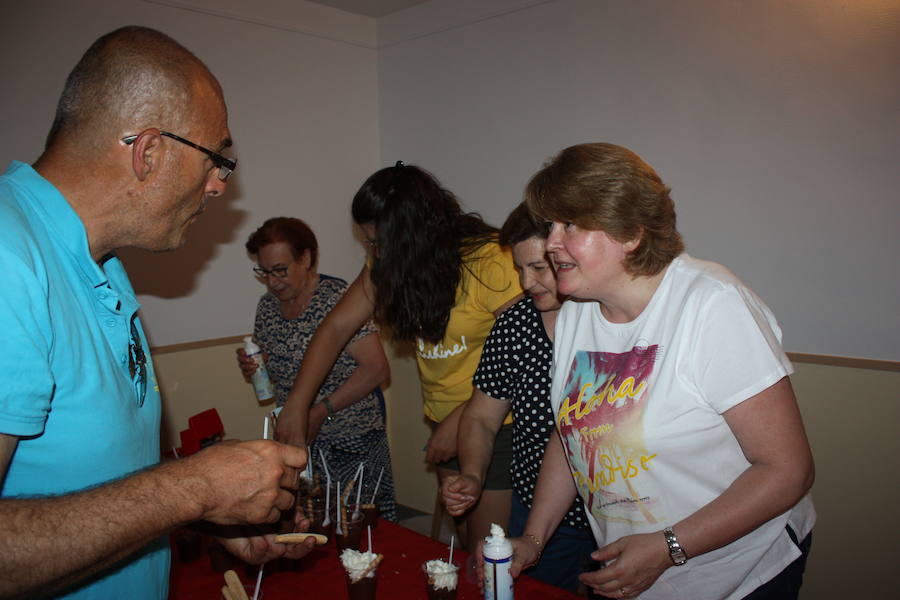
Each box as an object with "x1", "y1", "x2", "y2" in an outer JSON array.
[{"x1": 169, "y1": 519, "x2": 580, "y2": 599}]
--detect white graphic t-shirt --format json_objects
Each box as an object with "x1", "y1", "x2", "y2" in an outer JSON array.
[{"x1": 551, "y1": 254, "x2": 815, "y2": 600}]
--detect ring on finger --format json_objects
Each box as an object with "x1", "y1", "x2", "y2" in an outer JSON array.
[{"x1": 620, "y1": 588, "x2": 629, "y2": 598}]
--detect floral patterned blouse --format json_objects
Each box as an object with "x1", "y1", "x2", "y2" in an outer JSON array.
[{"x1": 254, "y1": 275, "x2": 384, "y2": 440}]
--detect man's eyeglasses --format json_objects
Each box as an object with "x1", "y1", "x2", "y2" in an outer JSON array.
[
  {"x1": 122, "y1": 131, "x2": 237, "y2": 181},
  {"x1": 253, "y1": 265, "x2": 289, "y2": 279},
  {"x1": 129, "y1": 316, "x2": 148, "y2": 407}
]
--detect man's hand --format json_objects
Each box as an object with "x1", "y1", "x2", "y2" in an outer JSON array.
[
  {"x1": 275, "y1": 401, "x2": 309, "y2": 449},
  {"x1": 425, "y1": 418, "x2": 458, "y2": 464},
  {"x1": 216, "y1": 510, "x2": 315, "y2": 565},
  {"x1": 235, "y1": 348, "x2": 258, "y2": 383},
  {"x1": 440, "y1": 473, "x2": 481, "y2": 516},
  {"x1": 218, "y1": 531, "x2": 316, "y2": 565},
  {"x1": 183, "y1": 440, "x2": 307, "y2": 525}
]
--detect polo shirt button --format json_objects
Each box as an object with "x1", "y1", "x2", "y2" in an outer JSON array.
[
  {"x1": 97, "y1": 292, "x2": 108, "y2": 300},
  {"x1": 105, "y1": 318, "x2": 117, "y2": 327}
]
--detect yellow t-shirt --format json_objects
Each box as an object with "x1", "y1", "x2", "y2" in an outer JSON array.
[{"x1": 416, "y1": 242, "x2": 522, "y2": 423}]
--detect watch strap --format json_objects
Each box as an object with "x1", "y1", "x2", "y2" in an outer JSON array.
[{"x1": 663, "y1": 527, "x2": 688, "y2": 566}]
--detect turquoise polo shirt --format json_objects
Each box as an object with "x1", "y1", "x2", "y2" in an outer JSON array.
[{"x1": 0, "y1": 161, "x2": 169, "y2": 599}]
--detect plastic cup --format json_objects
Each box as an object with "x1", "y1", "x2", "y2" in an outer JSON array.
[
  {"x1": 306, "y1": 497, "x2": 334, "y2": 539},
  {"x1": 348, "y1": 502, "x2": 379, "y2": 530},
  {"x1": 360, "y1": 503, "x2": 379, "y2": 529},
  {"x1": 422, "y1": 559, "x2": 460, "y2": 600},
  {"x1": 345, "y1": 571, "x2": 378, "y2": 600},
  {"x1": 335, "y1": 511, "x2": 364, "y2": 553}
]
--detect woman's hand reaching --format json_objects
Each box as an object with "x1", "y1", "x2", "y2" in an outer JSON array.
[
  {"x1": 579, "y1": 532, "x2": 671, "y2": 598},
  {"x1": 425, "y1": 414, "x2": 459, "y2": 464},
  {"x1": 440, "y1": 473, "x2": 482, "y2": 516},
  {"x1": 473, "y1": 536, "x2": 543, "y2": 592},
  {"x1": 274, "y1": 400, "x2": 308, "y2": 449},
  {"x1": 235, "y1": 348, "x2": 258, "y2": 383}
]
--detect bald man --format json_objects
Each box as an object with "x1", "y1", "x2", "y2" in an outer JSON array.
[{"x1": 0, "y1": 26, "x2": 313, "y2": 599}]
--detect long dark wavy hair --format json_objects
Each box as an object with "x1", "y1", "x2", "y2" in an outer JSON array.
[{"x1": 352, "y1": 162, "x2": 498, "y2": 343}]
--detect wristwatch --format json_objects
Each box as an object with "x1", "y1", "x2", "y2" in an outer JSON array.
[
  {"x1": 663, "y1": 527, "x2": 688, "y2": 566},
  {"x1": 322, "y1": 398, "x2": 336, "y2": 423}
]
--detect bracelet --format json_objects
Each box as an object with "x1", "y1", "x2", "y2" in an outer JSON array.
[
  {"x1": 663, "y1": 527, "x2": 688, "y2": 566},
  {"x1": 524, "y1": 534, "x2": 543, "y2": 557},
  {"x1": 322, "y1": 398, "x2": 336, "y2": 423}
]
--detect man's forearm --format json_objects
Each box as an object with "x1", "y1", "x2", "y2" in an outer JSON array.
[{"x1": 0, "y1": 458, "x2": 202, "y2": 598}]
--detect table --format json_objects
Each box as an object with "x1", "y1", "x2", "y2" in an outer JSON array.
[{"x1": 169, "y1": 519, "x2": 581, "y2": 599}]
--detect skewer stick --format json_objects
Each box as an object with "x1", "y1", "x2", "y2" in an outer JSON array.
[
  {"x1": 353, "y1": 464, "x2": 364, "y2": 518},
  {"x1": 368, "y1": 466, "x2": 384, "y2": 504},
  {"x1": 318, "y1": 448, "x2": 331, "y2": 481},
  {"x1": 252, "y1": 565, "x2": 264, "y2": 600},
  {"x1": 336, "y1": 480, "x2": 343, "y2": 535},
  {"x1": 323, "y1": 476, "x2": 332, "y2": 526},
  {"x1": 353, "y1": 554, "x2": 383, "y2": 583},
  {"x1": 224, "y1": 570, "x2": 250, "y2": 600},
  {"x1": 304, "y1": 446, "x2": 313, "y2": 480}
]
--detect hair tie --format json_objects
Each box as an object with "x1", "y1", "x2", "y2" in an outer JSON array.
[{"x1": 394, "y1": 160, "x2": 405, "y2": 168}]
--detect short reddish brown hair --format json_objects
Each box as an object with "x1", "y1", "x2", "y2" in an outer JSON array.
[
  {"x1": 245, "y1": 217, "x2": 318, "y2": 267},
  {"x1": 525, "y1": 143, "x2": 683, "y2": 276}
]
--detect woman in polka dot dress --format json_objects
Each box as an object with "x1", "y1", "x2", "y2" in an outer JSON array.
[{"x1": 441, "y1": 203, "x2": 596, "y2": 594}]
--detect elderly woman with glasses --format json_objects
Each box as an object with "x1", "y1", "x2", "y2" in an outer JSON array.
[{"x1": 236, "y1": 217, "x2": 397, "y2": 521}]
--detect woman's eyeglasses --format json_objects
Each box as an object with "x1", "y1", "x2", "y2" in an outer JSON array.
[{"x1": 253, "y1": 265, "x2": 289, "y2": 279}]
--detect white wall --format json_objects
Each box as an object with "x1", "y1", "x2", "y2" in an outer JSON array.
[
  {"x1": 3, "y1": 0, "x2": 896, "y2": 360},
  {"x1": 0, "y1": 0, "x2": 380, "y2": 346},
  {"x1": 378, "y1": 0, "x2": 900, "y2": 361}
]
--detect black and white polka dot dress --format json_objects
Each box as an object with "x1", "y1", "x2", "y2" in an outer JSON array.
[{"x1": 473, "y1": 297, "x2": 589, "y2": 530}]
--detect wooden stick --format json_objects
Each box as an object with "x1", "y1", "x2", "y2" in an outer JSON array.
[
  {"x1": 351, "y1": 554, "x2": 383, "y2": 583},
  {"x1": 274, "y1": 532, "x2": 328, "y2": 545},
  {"x1": 224, "y1": 570, "x2": 250, "y2": 600}
]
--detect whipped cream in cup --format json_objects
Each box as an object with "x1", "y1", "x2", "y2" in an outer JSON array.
[
  {"x1": 424, "y1": 559, "x2": 459, "y2": 591},
  {"x1": 340, "y1": 549, "x2": 380, "y2": 583}
]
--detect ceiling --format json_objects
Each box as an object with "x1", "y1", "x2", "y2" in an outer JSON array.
[{"x1": 307, "y1": 0, "x2": 430, "y2": 18}]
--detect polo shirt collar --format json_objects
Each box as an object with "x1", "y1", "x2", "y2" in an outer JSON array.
[{"x1": 10, "y1": 161, "x2": 109, "y2": 289}]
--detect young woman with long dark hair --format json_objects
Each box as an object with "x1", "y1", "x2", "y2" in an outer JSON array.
[{"x1": 276, "y1": 163, "x2": 522, "y2": 551}]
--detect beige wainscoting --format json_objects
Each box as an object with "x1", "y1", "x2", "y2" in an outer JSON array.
[
  {"x1": 151, "y1": 335, "x2": 435, "y2": 513},
  {"x1": 790, "y1": 361, "x2": 898, "y2": 599},
  {"x1": 151, "y1": 338, "x2": 898, "y2": 599}
]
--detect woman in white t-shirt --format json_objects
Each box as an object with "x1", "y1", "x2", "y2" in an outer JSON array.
[{"x1": 503, "y1": 143, "x2": 815, "y2": 600}]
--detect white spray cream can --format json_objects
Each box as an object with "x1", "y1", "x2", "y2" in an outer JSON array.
[
  {"x1": 483, "y1": 523, "x2": 514, "y2": 600},
  {"x1": 243, "y1": 336, "x2": 274, "y2": 402}
]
